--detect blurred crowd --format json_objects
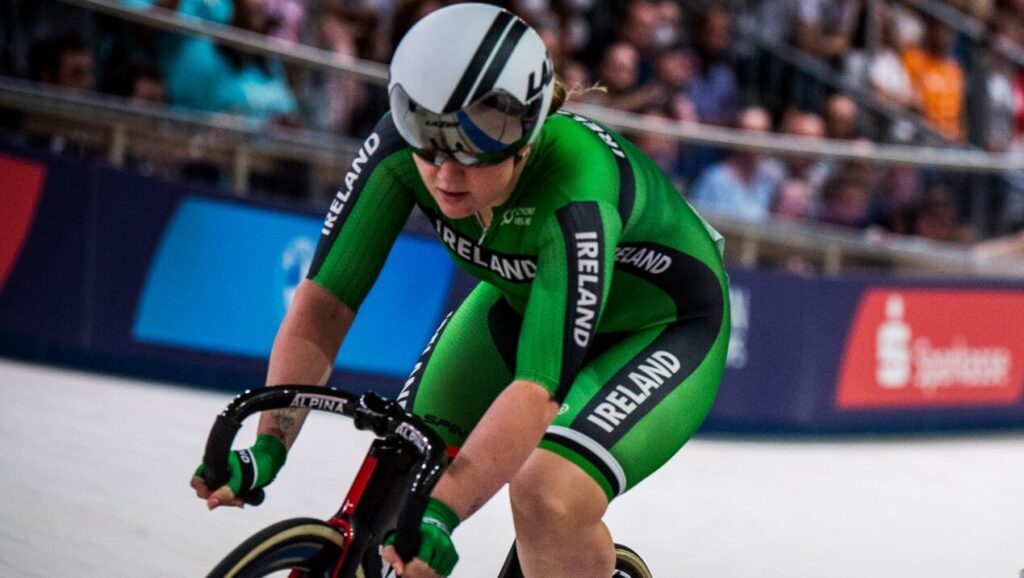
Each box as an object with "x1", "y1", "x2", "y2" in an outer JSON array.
[{"x1": 4, "y1": 0, "x2": 1024, "y2": 256}]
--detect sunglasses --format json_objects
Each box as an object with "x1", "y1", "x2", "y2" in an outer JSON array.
[
  {"x1": 391, "y1": 84, "x2": 540, "y2": 167},
  {"x1": 410, "y1": 145, "x2": 520, "y2": 167}
]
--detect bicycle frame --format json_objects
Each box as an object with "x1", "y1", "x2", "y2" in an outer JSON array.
[
  {"x1": 202, "y1": 386, "x2": 651, "y2": 578},
  {"x1": 201, "y1": 385, "x2": 449, "y2": 576}
]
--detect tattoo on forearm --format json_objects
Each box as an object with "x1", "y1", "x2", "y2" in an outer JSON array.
[{"x1": 267, "y1": 408, "x2": 307, "y2": 445}]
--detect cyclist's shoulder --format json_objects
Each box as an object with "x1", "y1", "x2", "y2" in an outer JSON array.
[
  {"x1": 519, "y1": 115, "x2": 626, "y2": 204},
  {"x1": 358, "y1": 113, "x2": 414, "y2": 158},
  {"x1": 537, "y1": 112, "x2": 627, "y2": 155},
  {"x1": 344, "y1": 113, "x2": 420, "y2": 186}
]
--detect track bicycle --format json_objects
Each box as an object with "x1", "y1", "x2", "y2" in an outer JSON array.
[{"x1": 201, "y1": 385, "x2": 653, "y2": 577}]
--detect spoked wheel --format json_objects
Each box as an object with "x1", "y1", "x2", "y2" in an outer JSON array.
[
  {"x1": 613, "y1": 543, "x2": 654, "y2": 578},
  {"x1": 207, "y1": 517, "x2": 365, "y2": 578}
]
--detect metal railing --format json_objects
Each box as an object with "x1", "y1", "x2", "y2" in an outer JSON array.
[
  {"x1": 0, "y1": 77, "x2": 361, "y2": 194},
  {"x1": 54, "y1": 0, "x2": 1024, "y2": 172},
  {"x1": 707, "y1": 211, "x2": 1024, "y2": 276},
  {"x1": 5, "y1": 0, "x2": 1023, "y2": 277}
]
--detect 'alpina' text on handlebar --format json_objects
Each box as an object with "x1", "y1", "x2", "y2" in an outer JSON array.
[{"x1": 290, "y1": 394, "x2": 349, "y2": 415}]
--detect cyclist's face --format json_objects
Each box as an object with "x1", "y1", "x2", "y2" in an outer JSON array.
[{"x1": 413, "y1": 152, "x2": 524, "y2": 222}]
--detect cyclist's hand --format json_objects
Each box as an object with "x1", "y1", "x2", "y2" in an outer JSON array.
[
  {"x1": 190, "y1": 434, "x2": 287, "y2": 510},
  {"x1": 381, "y1": 498, "x2": 460, "y2": 577}
]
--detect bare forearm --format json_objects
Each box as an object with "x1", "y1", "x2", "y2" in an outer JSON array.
[
  {"x1": 258, "y1": 280, "x2": 354, "y2": 448},
  {"x1": 432, "y1": 379, "x2": 558, "y2": 520}
]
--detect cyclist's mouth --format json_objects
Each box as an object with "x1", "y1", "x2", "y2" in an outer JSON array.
[{"x1": 438, "y1": 188, "x2": 470, "y2": 202}]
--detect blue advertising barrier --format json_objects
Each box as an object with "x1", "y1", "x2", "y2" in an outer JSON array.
[
  {"x1": 715, "y1": 270, "x2": 1024, "y2": 432},
  {"x1": 0, "y1": 142, "x2": 453, "y2": 394},
  {"x1": 2, "y1": 141, "x2": 1023, "y2": 432}
]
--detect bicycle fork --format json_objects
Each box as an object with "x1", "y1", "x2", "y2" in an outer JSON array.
[{"x1": 327, "y1": 437, "x2": 420, "y2": 578}]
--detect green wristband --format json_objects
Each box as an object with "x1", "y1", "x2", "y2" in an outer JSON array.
[
  {"x1": 423, "y1": 497, "x2": 461, "y2": 533},
  {"x1": 253, "y1": 434, "x2": 288, "y2": 473},
  {"x1": 193, "y1": 434, "x2": 288, "y2": 494}
]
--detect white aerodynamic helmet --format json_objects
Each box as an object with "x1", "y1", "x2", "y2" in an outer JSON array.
[{"x1": 388, "y1": 3, "x2": 554, "y2": 166}]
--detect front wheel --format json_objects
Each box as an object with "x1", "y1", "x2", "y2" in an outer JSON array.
[{"x1": 207, "y1": 517, "x2": 363, "y2": 578}]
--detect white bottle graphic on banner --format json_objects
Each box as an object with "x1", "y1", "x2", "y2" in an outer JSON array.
[{"x1": 876, "y1": 294, "x2": 911, "y2": 388}]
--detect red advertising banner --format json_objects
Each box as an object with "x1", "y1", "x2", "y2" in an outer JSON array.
[
  {"x1": 836, "y1": 289, "x2": 1024, "y2": 409},
  {"x1": 0, "y1": 155, "x2": 46, "y2": 292}
]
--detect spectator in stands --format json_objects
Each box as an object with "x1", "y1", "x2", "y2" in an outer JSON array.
[
  {"x1": 535, "y1": 20, "x2": 566, "y2": 74},
  {"x1": 688, "y1": 107, "x2": 784, "y2": 221},
  {"x1": 591, "y1": 41, "x2": 649, "y2": 111},
  {"x1": 850, "y1": 7, "x2": 920, "y2": 143},
  {"x1": 753, "y1": 0, "x2": 801, "y2": 47},
  {"x1": 910, "y1": 184, "x2": 974, "y2": 243},
  {"x1": 28, "y1": 31, "x2": 95, "y2": 92},
  {"x1": 651, "y1": 43, "x2": 699, "y2": 120},
  {"x1": 818, "y1": 175, "x2": 872, "y2": 229},
  {"x1": 779, "y1": 109, "x2": 832, "y2": 198},
  {"x1": 689, "y1": 5, "x2": 739, "y2": 126},
  {"x1": 867, "y1": 164, "x2": 923, "y2": 236},
  {"x1": 20, "y1": 30, "x2": 99, "y2": 157},
  {"x1": 631, "y1": 107, "x2": 686, "y2": 191},
  {"x1": 822, "y1": 94, "x2": 887, "y2": 207},
  {"x1": 102, "y1": 60, "x2": 166, "y2": 103},
  {"x1": 303, "y1": 2, "x2": 378, "y2": 134},
  {"x1": 561, "y1": 60, "x2": 591, "y2": 93},
  {"x1": 157, "y1": 0, "x2": 299, "y2": 124},
  {"x1": 387, "y1": 0, "x2": 443, "y2": 60},
  {"x1": 975, "y1": 23, "x2": 1017, "y2": 151},
  {"x1": 771, "y1": 179, "x2": 817, "y2": 221},
  {"x1": 824, "y1": 94, "x2": 860, "y2": 140},
  {"x1": 616, "y1": 0, "x2": 663, "y2": 83},
  {"x1": 902, "y1": 16, "x2": 965, "y2": 141},
  {"x1": 994, "y1": 0, "x2": 1024, "y2": 46},
  {"x1": 264, "y1": 0, "x2": 305, "y2": 44},
  {"x1": 795, "y1": 0, "x2": 864, "y2": 65},
  {"x1": 767, "y1": 174, "x2": 822, "y2": 277},
  {"x1": 848, "y1": 7, "x2": 914, "y2": 110},
  {"x1": 347, "y1": 0, "x2": 444, "y2": 137},
  {"x1": 651, "y1": 0, "x2": 683, "y2": 50}
]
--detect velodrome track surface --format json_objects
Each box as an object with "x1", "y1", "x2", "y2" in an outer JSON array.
[{"x1": 1, "y1": 357, "x2": 1022, "y2": 578}]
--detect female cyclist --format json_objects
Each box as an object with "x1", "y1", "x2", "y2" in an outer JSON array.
[{"x1": 191, "y1": 4, "x2": 730, "y2": 577}]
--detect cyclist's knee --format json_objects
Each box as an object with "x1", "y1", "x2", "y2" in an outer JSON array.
[{"x1": 509, "y1": 450, "x2": 607, "y2": 531}]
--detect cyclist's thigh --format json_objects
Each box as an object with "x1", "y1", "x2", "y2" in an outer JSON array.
[
  {"x1": 398, "y1": 282, "x2": 520, "y2": 447},
  {"x1": 540, "y1": 313, "x2": 730, "y2": 501}
]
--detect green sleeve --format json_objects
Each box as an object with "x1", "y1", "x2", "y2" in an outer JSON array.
[
  {"x1": 306, "y1": 117, "x2": 416, "y2": 310},
  {"x1": 514, "y1": 201, "x2": 622, "y2": 402}
]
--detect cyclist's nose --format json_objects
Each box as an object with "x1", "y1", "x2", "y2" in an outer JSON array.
[{"x1": 435, "y1": 159, "x2": 467, "y2": 184}]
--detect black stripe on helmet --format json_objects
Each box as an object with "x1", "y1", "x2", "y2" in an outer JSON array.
[
  {"x1": 443, "y1": 11, "x2": 514, "y2": 113},
  {"x1": 468, "y1": 18, "x2": 529, "y2": 104}
]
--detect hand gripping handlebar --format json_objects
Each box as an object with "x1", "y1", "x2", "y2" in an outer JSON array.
[{"x1": 201, "y1": 385, "x2": 448, "y2": 563}]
